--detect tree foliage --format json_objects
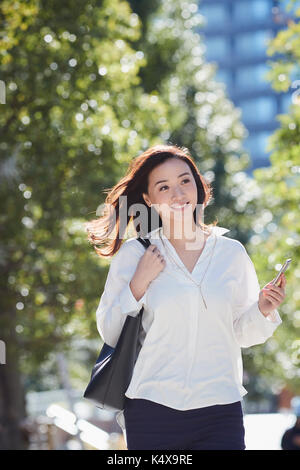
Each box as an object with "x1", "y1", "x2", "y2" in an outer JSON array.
[
  {"x1": 129, "y1": 0, "x2": 256, "y2": 244},
  {"x1": 1, "y1": 0, "x2": 284, "y2": 448},
  {"x1": 242, "y1": 0, "x2": 300, "y2": 395},
  {"x1": 0, "y1": 0, "x2": 169, "y2": 448}
]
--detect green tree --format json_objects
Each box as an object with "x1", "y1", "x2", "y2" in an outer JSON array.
[
  {"x1": 242, "y1": 0, "x2": 300, "y2": 397},
  {"x1": 128, "y1": 0, "x2": 257, "y2": 245},
  {"x1": 0, "y1": 0, "x2": 268, "y2": 449},
  {"x1": 0, "y1": 0, "x2": 169, "y2": 449}
]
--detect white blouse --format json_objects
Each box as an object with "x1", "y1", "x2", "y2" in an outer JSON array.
[{"x1": 95, "y1": 225, "x2": 282, "y2": 436}]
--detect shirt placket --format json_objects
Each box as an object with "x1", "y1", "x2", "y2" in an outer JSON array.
[
  {"x1": 159, "y1": 232, "x2": 217, "y2": 310},
  {"x1": 183, "y1": 286, "x2": 201, "y2": 403}
]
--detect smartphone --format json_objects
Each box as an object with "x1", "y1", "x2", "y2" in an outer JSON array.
[{"x1": 270, "y1": 258, "x2": 292, "y2": 286}]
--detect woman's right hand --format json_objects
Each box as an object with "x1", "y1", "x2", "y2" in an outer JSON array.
[
  {"x1": 130, "y1": 244, "x2": 166, "y2": 301},
  {"x1": 136, "y1": 244, "x2": 166, "y2": 284}
]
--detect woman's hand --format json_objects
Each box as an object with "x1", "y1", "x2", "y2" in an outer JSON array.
[
  {"x1": 258, "y1": 273, "x2": 287, "y2": 316},
  {"x1": 130, "y1": 244, "x2": 166, "y2": 301},
  {"x1": 134, "y1": 244, "x2": 166, "y2": 284}
]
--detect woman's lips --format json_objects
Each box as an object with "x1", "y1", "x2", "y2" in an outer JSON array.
[{"x1": 170, "y1": 201, "x2": 190, "y2": 211}]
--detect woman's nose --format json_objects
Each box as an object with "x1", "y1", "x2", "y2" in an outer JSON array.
[{"x1": 171, "y1": 186, "x2": 184, "y2": 198}]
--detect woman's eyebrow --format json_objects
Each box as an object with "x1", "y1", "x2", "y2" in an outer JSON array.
[{"x1": 154, "y1": 172, "x2": 190, "y2": 187}]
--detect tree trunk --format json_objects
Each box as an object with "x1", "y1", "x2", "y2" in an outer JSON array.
[{"x1": 0, "y1": 319, "x2": 27, "y2": 450}]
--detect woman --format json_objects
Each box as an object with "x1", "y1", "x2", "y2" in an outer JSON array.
[{"x1": 85, "y1": 144, "x2": 286, "y2": 450}]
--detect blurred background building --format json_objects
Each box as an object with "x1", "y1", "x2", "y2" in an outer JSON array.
[{"x1": 198, "y1": 0, "x2": 294, "y2": 173}]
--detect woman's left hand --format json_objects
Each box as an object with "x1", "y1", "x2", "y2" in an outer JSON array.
[{"x1": 258, "y1": 273, "x2": 287, "y2": 316}]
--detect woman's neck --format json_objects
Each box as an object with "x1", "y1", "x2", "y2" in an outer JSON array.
[{"x1": 162, "y1": 220, "x2": 209, "y2": 250}]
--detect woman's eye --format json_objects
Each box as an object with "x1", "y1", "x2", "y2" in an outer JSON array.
[{"x1": 159, "y1": 179, "x2": 190, "y2": 192}]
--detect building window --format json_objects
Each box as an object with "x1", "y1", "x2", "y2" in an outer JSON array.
[
  {"x1": 281, "y1": 93, "x2": 293, "y2": 113},
  {"x1": 233, "y1": 0, "x2": 272, "y2": 22},
  {"x1": 204, "y1": 37, "x2": 231, "y2": 62},
  {"x1": 239, "y1": 97, "x2": 277, "y2": 124},
  {"x1": 200, "y1": 4, "x2": 228, "y2": 28},
  {"x1": 235, "y1": 30, "x2": 273, "y2": 58},
  {"x1": 244, "y1": 131, "x2": 272, "y2": 157},
  {"x1": 215, "y1": 69, "x2": 232, "y2": 91},
  {"x1": 235, "y1": 64, "x2": 269, "y2": 90}
]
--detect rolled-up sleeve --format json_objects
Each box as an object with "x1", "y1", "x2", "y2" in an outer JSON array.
[
  {"x1": 96, "y1": 240, "x2": 147, "y2": 348},
  {"x1": 232, "y1": 244, "x2": 282, "y2": 348}
]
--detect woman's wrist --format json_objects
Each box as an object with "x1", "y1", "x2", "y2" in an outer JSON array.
[
  {"x1": 129, "y1": 275, "x2": 149, "y2": 302},
  {"x1": 258, "y1": 301, "x2": 271, "y2": 318}
]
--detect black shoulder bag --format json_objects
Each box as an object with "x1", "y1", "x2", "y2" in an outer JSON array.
[{"x1": 83, "y1": 237, "x2": 151, "y2": 412}]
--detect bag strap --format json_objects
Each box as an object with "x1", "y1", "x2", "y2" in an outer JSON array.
[
  {"x1": 133, "y1": 238, "x2": 151, "y2": 317},
  {"x1": 136, "y1": 237, "x2": 151, "y2": 249}
]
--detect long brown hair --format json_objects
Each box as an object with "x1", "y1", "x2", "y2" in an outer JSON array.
[{"x1": 84, "y1": 144, "x2": 218, "y2": 257}]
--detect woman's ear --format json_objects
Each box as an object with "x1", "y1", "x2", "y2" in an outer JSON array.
[{"x1": 142, "y1": 193, "x2": 151, "y2": 208}]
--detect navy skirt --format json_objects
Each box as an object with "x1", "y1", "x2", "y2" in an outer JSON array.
[{"x1": 124, "y1": 397, "x2": 245, "y2": 450}]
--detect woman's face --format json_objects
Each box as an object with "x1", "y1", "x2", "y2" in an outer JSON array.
[{"x1": 142, "y1": 158, "x2": 200, "y2": 230}]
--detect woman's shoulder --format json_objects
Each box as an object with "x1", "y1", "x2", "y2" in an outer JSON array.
[
  {"x1": 217, "y1": 232, "x2": 248, "y2": 257},
  {"x1": 122, "y1": 236, "x2": 147, "y2": 251},
  {"x1": 112, "y1": 236, "x2": 146, "y2": 262},
  {"x1": 209, "y1": 226, "x2": 244, "y2": 252},
  {"x1": 107, "y1": 237, "x2": 147, "y2": 274}
]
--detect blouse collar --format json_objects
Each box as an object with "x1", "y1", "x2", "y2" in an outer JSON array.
[{"x1": 145, "y1": 225, "x2": 230, "y2": 240}]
